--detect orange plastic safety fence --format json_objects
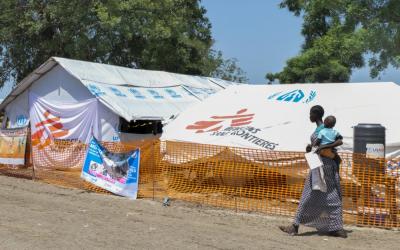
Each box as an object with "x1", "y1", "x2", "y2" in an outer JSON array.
[
  {"x1": 0, "y1": 164, "x2": 33, "y2": 180},
  {"x1": 30, "y1": 139, "x2": 158, "y2": 196},
  {"x1": 155, "y1": 141, "x2": 399, "y2": 229},
  {"x1": 1, "y1": 139, "x2": 399, "y2": 230}
]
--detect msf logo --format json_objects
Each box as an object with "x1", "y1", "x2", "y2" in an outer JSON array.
[
  {"x1": 186, "y1": 108, "x2": 254, "y2": 133},
  {"x1": 31, "y1": 111, "x2": 69, "y2": 149},
  {"x1": 268, "y1": 89, "x2": 316, "y2": 104}
]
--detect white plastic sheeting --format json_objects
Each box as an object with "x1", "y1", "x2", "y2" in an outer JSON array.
[
  {"x1": 0, "y1": 57, "x2": 239, "y2": 122},
  {"x1": 30, "y1": 94, "x2": 99, "y2": 145},
  {"x1": 54, "y1": 57, "x2": 235, "y2": 89},
  {"x1": 81, "y1": 80, "x2": 201, "y2": 121},
  {"x1": 54, "y1": 57, "x2": 231, "y2": 119},
  {"x1": 2, "y1": 65, "x2": 119, "y2": 141},
  {"x1": 161, "y1": 82, "x2": 400, "y2": 158},
  {"x1": 4, "y1": 91, "x2": 29, "y2": 128},
  {"x1": 1, "y1": 57, "x2": 240, "y2": 142}
]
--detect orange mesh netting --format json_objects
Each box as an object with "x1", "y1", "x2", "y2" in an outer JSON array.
[
  {"x1": 157, "y1": 141, "x2": 399, "y2": 229},
  {"x1": 30, "y1": 139, "x2": 158, "y2": 194},
  {"x1": 1, "y1": 139, "x2": 399, "y2": 229}
]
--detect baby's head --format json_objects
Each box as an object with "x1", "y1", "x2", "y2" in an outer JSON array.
[{"x1": 324, "y1": 115, "x2": 336, "y2": 128}]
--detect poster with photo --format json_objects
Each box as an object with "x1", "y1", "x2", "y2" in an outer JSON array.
[{"x1": 81, "y1": 138, "x2": 140, "y2": 199}]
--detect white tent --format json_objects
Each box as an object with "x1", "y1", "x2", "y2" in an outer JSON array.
[
  {"x1": 0, "y1": 57, "x2": 240, "y2": 142},
  {"x1": 161, "y1": 82, "x2": 400, "y2": 158}
]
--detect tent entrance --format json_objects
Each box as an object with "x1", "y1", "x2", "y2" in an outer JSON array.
[{"x1": 119, "y1": 118, "x2": 162, "y2": 135}]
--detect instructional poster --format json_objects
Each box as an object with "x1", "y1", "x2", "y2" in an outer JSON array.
[
  {"x1": 0, "y1": 127, "x2": 28, "y2": 165},
  {"x1": 81, "y1": 138, "x2": 140, "y2": 199}
]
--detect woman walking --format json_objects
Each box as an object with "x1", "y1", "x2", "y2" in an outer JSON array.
[{"x1": 279, "y1": 105, "x2": 347, "y2": 238}]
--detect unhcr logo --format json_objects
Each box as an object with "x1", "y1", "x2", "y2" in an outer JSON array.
[
  {"x1": 267, "y1": 89, "x2": 316, "y2": 104},
  {"x1": 16, "y1": 115, "x2": 27, "y2": 127}
]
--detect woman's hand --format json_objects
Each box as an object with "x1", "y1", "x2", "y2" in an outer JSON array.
[{"x1": 315, "y1": 145, "x2": 325, "y2": 153}]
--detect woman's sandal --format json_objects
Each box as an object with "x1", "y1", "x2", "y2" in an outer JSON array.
[
  {"x1": 279, "y1": 224, "x2": 299, "y2": 236},
  {"x1": 328, "y1": 229, "x2": 348, "y2": 238}
]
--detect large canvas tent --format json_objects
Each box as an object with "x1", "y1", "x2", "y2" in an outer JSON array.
[
  {"x1": 161, "y1": 82, "x2": 400, "y2": 158},
  {"x1": 0, "y1": 57, "x2": 240, "y2": 143}
]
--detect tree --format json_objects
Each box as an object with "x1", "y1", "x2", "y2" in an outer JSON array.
[
  {"x1": 267, "y1": 26, "x2": 366, "y2": 83},
  {"x1": 267, "y1": 0, "x2": 400, "y2": 83},
  {"x1": 212, "y1": 51, "x2": 248, "y2": 83},
  {"x1": 0, "y1": 0, "x2": 246, "y2": 87}
]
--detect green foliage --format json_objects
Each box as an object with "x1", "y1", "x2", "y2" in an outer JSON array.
[
  {"x1": 270, "y1": 26, "x2": 366, "y2": 83},
  {"x1": 0, "y1": 0, "x2": 246, "y2": 86},
  {"x1": 212, "y1": 51, "x2": 248, "y2": 83},
  {"x1": 268, "y1": 0, "x2": 400, "y2": 83}
]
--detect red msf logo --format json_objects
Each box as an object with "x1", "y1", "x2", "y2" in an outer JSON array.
[
  {"x1": 32, "y1": 110, "x2": 69, "y2": 148},
  {"x1": 186, "y1": 108, "x2": 254, "y2": 133}
]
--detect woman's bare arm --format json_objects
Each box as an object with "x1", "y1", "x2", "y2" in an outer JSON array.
[{"x1": 317, "y1": 139, "x2": 343, "y2": 151}]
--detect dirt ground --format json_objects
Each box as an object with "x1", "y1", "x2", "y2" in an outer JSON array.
[{"x1": 0, "y1": 175, "x2": 399, "y2": 250}]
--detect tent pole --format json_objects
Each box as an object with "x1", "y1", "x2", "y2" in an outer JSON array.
[
  {"x1": 27, "y1": 88, "x2": 35, "y2": 181},
  {"x1": 152, "y1": 121, "x2": 157, "y2": 201},
  {"x1": 28, "y1": 126, "x2": 35, "y2": 181}
]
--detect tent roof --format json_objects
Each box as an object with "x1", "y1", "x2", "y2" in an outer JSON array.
[
  {"x1": 161, "y1": 82, "x2": 400, "y2": 158},
  {"x1": 0, "y1": 57, "x2": 240, "y2": 120}
]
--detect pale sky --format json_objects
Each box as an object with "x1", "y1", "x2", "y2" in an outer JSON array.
[{"x1": 202, "y1": 0, "x2": 400, "y2": 84}]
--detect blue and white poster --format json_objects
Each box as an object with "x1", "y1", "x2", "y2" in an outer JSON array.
[{"x1": 81, "y1": 138, "x2": 140, "y2": 199}]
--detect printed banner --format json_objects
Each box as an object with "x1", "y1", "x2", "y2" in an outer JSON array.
[
  {"x1": 29, "y1": 94, "x2": 99, "y2": 149},
  {"x1": 0, "y1": 127, "x2": 28, "y2": 165},
  {"x1": 81, "y1": 138, "x2": 140, "y2": 199}
]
